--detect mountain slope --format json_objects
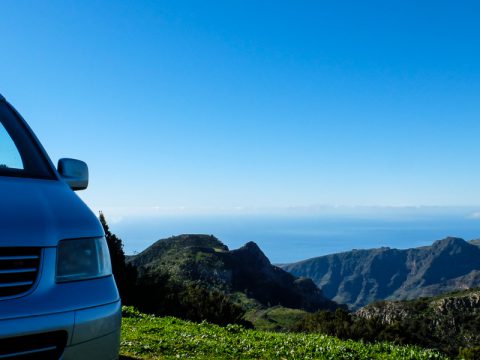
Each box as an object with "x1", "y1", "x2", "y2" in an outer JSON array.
[
  {"x1": 281, "y1": 237, "x2": 480, "y2": 309},
  {"x1": 129, "y1": 234, "x2": 338, "y2": 312}
]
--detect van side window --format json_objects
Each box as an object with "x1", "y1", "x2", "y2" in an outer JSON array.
[
  {"x1": 0, "y1": 102, "x2": 55, "y2": 180},
  {"x1": 0, "y1": 122, "x2": 23, "y2": 170}
]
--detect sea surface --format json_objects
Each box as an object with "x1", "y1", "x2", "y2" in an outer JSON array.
[{"x1": 110, "y1": 212, "x2": 480, "y2": 264}]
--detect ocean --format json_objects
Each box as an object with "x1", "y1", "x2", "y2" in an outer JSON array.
[{"x1": 109, "y1": 209, "x2": 480, "y2": 264}]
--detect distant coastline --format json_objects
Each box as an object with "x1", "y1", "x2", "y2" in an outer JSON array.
[{"x1": 109, "y1": 211, "x2": 480, "y2": 263}]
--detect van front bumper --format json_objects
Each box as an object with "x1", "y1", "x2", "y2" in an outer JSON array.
[{"x1": 0, "y1": 300, "x2": 121, "y2": 360}]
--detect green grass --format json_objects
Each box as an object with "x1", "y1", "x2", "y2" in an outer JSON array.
[
  {"x1": 244, "y1": 306, "x2": 308, "y2": 331},
  {"x1": 120, "y1": 307, "x2": 447, "y2": 360}
]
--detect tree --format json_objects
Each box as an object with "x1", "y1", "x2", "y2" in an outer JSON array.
[{"x1": 99, "y1": 212, "x2": 137, "y2": 304}]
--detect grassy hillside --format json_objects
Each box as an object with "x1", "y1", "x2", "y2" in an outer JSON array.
[
  {"x1": 120, "y1": 307, "x2": 446, "y2": 360},
  {"x1": 244, "y1": 306, "x2": 308, "y2": 332}
]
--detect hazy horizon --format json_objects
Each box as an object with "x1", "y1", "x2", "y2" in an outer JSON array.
[{"x1": 103, "y1": 206, "x2": 480, "y2": 263}]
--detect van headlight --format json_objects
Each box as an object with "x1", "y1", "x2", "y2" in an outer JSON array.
[{"x1": 56, "y1": 237, "x2": 112, "y2": 283}]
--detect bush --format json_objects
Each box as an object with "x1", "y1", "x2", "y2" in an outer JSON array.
[{"x1": 459, "y1": 347, "x2": 480, "y2": 360}]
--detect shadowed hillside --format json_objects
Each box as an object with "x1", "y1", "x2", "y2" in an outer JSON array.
[{"x1": 282, "y1": 237, "x2": 480, "y2": 309}]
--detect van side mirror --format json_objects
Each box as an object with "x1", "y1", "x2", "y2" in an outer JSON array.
[{"x1": 58, "y1": 158, "x2": 89, "y2": 191}]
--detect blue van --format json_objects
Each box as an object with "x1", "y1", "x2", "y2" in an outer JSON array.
[{"x1": 0, "y1": 94, "x2": 121, "y2": 359}]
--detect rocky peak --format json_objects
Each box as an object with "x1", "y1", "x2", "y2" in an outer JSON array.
[
  {"x1": 243, "y1": 241, "x2": 262, "y2": 251},
  {"x1": 232, "y1": 241, "x2": 271, "y2": 268},
  {"x1": 432, "y1": 237, "x2": 468, "y2": 250}
]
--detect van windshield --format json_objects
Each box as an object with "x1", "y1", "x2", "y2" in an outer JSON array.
[{"x1": 0, "y1": 102, "x2": 56, "y2": 180}]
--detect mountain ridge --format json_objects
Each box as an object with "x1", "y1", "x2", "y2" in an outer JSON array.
[
  {"x1": 281, "y1": 237, "x2": 480, "y2": 309},
  {"x1": 129, "y1": 234, "x2": 338, "y2": 312}
]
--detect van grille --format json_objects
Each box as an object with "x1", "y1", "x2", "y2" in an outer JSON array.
[
  {"x1": 0, "y1": 248, "x2": 41, "y2": 298},
  {"x1": 0, "y1": 331, "x2": 67, "y2": 360}
]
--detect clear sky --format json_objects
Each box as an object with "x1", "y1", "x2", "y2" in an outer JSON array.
[{"x1": 2, "y1": 1, "x2": 480, "y2": 217}]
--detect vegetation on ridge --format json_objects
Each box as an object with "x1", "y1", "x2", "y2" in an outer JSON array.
[
  {"x1": 126, "y1": 233, "x2": 338, "y2": 322},
  {"x1": 295, "y1": 288, "x2": 480, "y2": 357}
]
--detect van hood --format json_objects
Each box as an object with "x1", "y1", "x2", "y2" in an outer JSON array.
[{"x1": 0, "y1": 177, "x2": 103, "y2": 247}]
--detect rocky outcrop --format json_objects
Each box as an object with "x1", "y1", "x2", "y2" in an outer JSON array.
[
  {"x1": 432, "y1": 291, "x2": 480, "y2": 315},
  {"x1": 354, "y1": 289, "x2": 480, "y2": 354},
  {"x1": 355, "y1": 300, "x2": 416, "y2": 325},
  {"x1": 356, "y1": 289, "x2": 480, "y2": 327}
]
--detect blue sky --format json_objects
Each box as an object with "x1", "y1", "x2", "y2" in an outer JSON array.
[{"x1": 2, "y1": 1, "x2": 480, "y2": 217}]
